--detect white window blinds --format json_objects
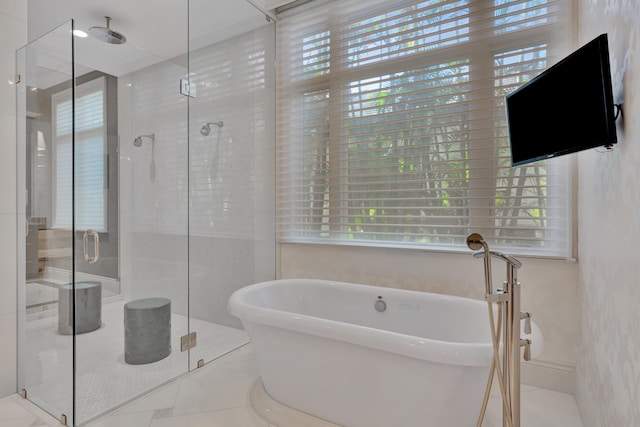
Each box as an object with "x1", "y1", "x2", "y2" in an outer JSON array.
[
  {"x1": 52, "y1": 77, "x2": 106, "y2": 231},
  {"x1": 276, "y1": 0, "x2": 572, "y2": 257}
]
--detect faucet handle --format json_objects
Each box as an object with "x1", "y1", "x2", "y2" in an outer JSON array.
[
  {"x1": 521, "y1": 339, "x2": 532, "y2": 361},
  {"x1": 521, "y1": 312, "x2": 532, "y2": 334}
]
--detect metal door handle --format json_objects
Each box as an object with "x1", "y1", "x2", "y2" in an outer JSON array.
[{"x1": 83, "y1": 229, "x2": 100, "y2": 264}]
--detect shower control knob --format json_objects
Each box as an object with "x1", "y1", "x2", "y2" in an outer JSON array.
[{"x1": 375, "y1": 296, "x2": 387, "y2": 312}]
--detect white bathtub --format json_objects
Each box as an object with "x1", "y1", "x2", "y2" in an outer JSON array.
[{"x1": 228, "y1": 279, "x2": 540, "y2": 427}]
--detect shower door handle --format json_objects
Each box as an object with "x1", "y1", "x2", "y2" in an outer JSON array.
[{"x1": 83, "y1": 229, "x2": 100, "y2": 264}]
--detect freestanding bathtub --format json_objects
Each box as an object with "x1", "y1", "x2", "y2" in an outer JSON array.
[{"x1": 228, "y1": 279, "x2": 540, "y2": 427}]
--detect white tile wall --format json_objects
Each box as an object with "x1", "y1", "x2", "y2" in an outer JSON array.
[
  {"x1": 0, "y1": 3, "x2": 26, "y2": 398},
  {"x1": 0, "y1": 312, "x2": 17, "y2": 396},
  {"x1": 119, "y1": 24, "x2": 275, "y2": 328},
  {"x1": 0, "y1": 115, "x2": 17, "y2": 215},
  {"x1": 0, "y1": 214, "x2": 17, "y2": 316}
]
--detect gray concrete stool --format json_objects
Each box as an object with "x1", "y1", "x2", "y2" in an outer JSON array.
[
  {"x1": 124, "y1": 297, "x2": 171, "y2": 365},
  {"x1": 58, "y1": 281, "x2": 102, "y2": 335}
]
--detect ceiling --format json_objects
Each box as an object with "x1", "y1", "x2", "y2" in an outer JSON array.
[{"x1": 26, "y1": 0, "x2": 278, "y2": 84}]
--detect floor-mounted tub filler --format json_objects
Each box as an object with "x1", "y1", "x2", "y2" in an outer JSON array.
[
  {"x1": 228, "y1": 267, "x2": 541, "y2": 427},
  {"x1": 466, "y1": 233, "x2": 536, "y2": 427}
]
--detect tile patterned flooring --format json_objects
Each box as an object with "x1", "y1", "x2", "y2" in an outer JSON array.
[
  {"x1": 22, "y1": 299, "x2": 249, "y2": 425},
  {"x1": 0, "y1": 343, "x2": 584, "y2": 427}
]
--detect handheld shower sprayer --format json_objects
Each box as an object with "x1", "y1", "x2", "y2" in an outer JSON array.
[
  {"x1": 200, "y1": 121, "x2": 223, "y2": 136},
  {"x1": 133, "y1": 134, "x2": 155, "y2": 147},
  {"x1": 466, "y1": 233, "x2": 493, "y2": 295},
  {"x1": 467, "y1": 233, "x2": 522, "y2": 295}
]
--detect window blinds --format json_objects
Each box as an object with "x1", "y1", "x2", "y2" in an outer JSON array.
[
  {"x1": 52, "y1": 77, "x2": 106, "y2": 231},
  {"x1": 276, "y1": 0, "x2": 572, "y2": 257}
]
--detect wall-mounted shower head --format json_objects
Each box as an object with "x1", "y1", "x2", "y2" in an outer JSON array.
[
  {"x1": 133, "y1": 134, "x2": 155, "y2": 147},
  {"x1": 133, "y1": 134, "x2": 157, "y2": 182},
  {"x1": 200, "y1": 121, "x2": 224, "y2": 136},
  {"x1": 88, "y1": 16, "x2": 127, "y2": 45}
]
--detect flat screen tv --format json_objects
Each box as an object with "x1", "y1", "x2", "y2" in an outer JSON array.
[{"x1": 506, "y1": 33, "x2": 618, "y2": 167}]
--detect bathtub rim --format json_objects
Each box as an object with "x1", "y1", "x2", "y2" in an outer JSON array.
[{"x1": 228, "y1": 278, "x2": 501, "y2": 367}]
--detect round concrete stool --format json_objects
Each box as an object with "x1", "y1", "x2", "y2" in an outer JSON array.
[
  {"x1": 124, "y1": 297, "x2": 171, "y2": 365},
  {"x1": 58, "y1": 281, "x2": 102, "y2": 335}
]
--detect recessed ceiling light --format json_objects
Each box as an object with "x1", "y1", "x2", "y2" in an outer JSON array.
[{"x1": 73, "y1": 29, "x2": 88, "y2": 38}]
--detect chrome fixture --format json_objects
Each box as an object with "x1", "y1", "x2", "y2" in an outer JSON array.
[
  {"x1": 181, "y1": 332, "x2": 197, "y2": 352},
  {"x1": 133, "y1": 133, "x2": 155, "y2": 147},
  {"x1": 473, "y1": 249, "x2": 522, "y2": 269},
  {"x1": 200, "y1": 121, "x2": 223, "y2": 136},
  {"x1": 88, "y1": 16, "x2": 127, "y2": 45},
  {"x1": 468, "y1": 233, "x2": 530, "y2": 427},
  {"x1": 467, "y1": 233, "x2": 492, "y2": 295},
  {"x1": 374, "y1": 296, "x2": 386, "y2": 312},
  {"x1": 82, "y1": 229, "x2": 100, "y2": 264},
  {"x1": 133, "y1": 134, "x2": 157, "y2": 181}
]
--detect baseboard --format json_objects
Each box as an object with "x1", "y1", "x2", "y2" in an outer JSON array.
[{"x1": 521, "y1": 359, "x2": 575, "y2": 394}]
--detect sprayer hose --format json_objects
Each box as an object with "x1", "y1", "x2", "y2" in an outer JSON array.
[{"x1": 476, "y1": 302, "x2": 513, "y2": 427}]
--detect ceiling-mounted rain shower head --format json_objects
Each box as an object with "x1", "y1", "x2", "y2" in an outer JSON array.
[
  {"x1": 133, "y1": 134, "x2": 155, "y2": 147},
  {"x1": 200, "y1": 121, "x2": 224, "y2": 136},
  {"x1": 88, "y1": 16, "x2": 127, "y2": 45}
]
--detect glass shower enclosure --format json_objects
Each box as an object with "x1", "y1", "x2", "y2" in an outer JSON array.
[{"x1": 16, "y1": 2, "x2": 274, "y2": 425}]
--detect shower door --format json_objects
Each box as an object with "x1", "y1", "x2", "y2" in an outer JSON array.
[{"x1": 17, "y1": 16, "x2": 192, "y2": 425}]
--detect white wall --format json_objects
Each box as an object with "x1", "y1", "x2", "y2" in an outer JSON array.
[
  {"x1": 576, "y1": 2, "x2": 640, "y2": 426},
  {"x1": 0, "y1": 1, "x2": 26, "y2": 398}
]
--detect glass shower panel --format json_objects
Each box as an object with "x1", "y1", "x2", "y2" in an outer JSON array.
[
  {"x1": 187, "y1": 0, "x2": 276, "y2": 368},
  {"x1": 18, "y1": 2, "x2": 273, "y2": 423},
  {"x1": 16, "y1": 20, "x2": 74, "y2": 424},
  {"x1": 72, "y1": 13, "x2": 189, "y2": 423}
]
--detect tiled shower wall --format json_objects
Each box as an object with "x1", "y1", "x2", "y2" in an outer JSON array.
[
  {"x1": 0, "y1": 2, "x2": 26, "y2": 397},
  {"x1": 119, "y1": 24, "x2": 275, "y2": 329}
]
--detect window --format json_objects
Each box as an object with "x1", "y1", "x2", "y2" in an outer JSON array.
[
  {"x1": 276, "y1": 0, "x2": 571, "y2": 257},
  {"x1": 52, "y1": 77, "x2": 107, "y2": 231}
]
